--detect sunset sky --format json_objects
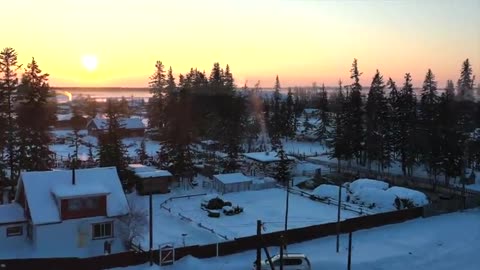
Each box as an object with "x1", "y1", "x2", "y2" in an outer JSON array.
[{"x1": 4, "y1": 0, "x2": 480, "y2": 88}]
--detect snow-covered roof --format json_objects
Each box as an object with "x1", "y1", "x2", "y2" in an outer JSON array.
[
  {"x1": 18, "y1": 167, "x2": 129, "y2": 225},
  {"x1": 243, "y1": 152, "x2": 293, "y2": 163},
  {"x1": 312, "y1": 184, "x2": 348, "y2": 202},
  {"x1": 88, "y1": 117, "x2": 145, "y2": 130},
  {"x1": 57, "y1": 113, "x2": 73, "y2": 121},
  {"x1": 136, "y1": 170, "x2": 172, "y2": 179},
  {"x1": 0, "y1": 203, "x2": 26, "y2": 225},
  {"x1": 213, "y1": 173, "x2": 252, "y2": 184},
  {"x1": 51, "y1": 183, "x2": 110, "y2": 199},
  {"x1": 127, "y1": 164, "x2": 172, "y2": 179}
]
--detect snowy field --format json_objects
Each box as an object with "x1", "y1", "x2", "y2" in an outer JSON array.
[
  {"x1": 111, "y1": 208, "x2": 480, "y2": 270},
  {"x1": 164, "y1": 188, "x2": 360, "y2": 240}
]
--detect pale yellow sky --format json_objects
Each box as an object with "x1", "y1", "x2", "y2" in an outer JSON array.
[{"x1": 3, "y1": 0, "x2": 479, "y2": 88}]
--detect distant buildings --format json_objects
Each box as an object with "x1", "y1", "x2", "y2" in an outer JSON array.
[{"x1": 86, "y1": 117, "x2": 145, "y2": 137}]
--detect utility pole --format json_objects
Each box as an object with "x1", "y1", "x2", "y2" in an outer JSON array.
[
  {"x1": 347, "y1": 232, "x2": 352, "y2": 270},
  {"x1": 336, "y1": 183, "x2": 342, "y2": 253},
  {"x1": 149, "y1": 192, "x2": 153, "y2": 266},
  {"x1": 256, "y1": 220, "x2": 262, "y2": 270},
  {"x1": 279, "y1": 234, "x2": 284, "y2": 270}
]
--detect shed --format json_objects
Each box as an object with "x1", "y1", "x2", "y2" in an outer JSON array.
[
  {"x1": 213, "y1": 173, "x2": 252, "y2": 194},
  {"x1": 243, "y1": 151, "x2": 294, "y2": 178},
  {"x1": 127, "y1": 164, "x2": 173, "y2": 195}
]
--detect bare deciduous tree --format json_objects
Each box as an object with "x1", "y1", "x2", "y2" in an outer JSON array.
[{"x1": 118, "y1": 198, "x2": 148, "y2": 250}]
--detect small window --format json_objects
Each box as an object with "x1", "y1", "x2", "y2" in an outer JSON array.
[
  {"x1": 7, "y1": 226, "x2": 23, "y2": 237},
  {"x1": 92, "y1": 222, "x2": 113, "y2": 239}
]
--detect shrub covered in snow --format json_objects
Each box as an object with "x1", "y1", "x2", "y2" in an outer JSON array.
[
  {"x1": 386, "y1": 186, "x2": 429, "y2": 207},
  {"x1": 351, "y1": 188, "x2": 398, "y2": 211},
  {"x1": 349, "y1": 178, "x2": 389, "y2": 194},
  {"x1": 312, "y1": 184, "x2": 349, "y2": 202}
]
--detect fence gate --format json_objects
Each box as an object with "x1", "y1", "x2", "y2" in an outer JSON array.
[{"x1": 159, "y1": 243, "x2": 175, "y2": 266}]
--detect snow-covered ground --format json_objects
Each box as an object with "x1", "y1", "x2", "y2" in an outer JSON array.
[
  {"x1": 111, "y1": 208, "x2": 480, "y2": 270},
  {"x1": 163, "y1": 188, "x2": 360, "y2": 240}
]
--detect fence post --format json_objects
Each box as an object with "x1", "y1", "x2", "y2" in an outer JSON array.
[
  {"x1": 347, "y1": 232, "x2": 352, "y2": 270},
  {"x1": 256, "y1": 220, "x2": 262, "y2": 270},
  {"x1": 336, "y1": 184, "x2": 342, "y2": 253}
]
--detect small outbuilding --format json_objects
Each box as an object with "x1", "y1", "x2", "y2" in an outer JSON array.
[
  {"x1": 212, "y1": 173, "x2": 252, "y2": 194},
  {"x1": 243, "y1": 151, "x2": 294, "y2": 178},
  {"x1": 127, "y1": 164, "x2": 173, "y2": 195},
  {"x1": 87, "y1": 117, "x2": 145, "y2": 137}
]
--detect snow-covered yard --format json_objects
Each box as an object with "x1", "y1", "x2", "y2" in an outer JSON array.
[
  {"x1": 111, "y1": 208, "x2": 480, "y2": 270},
  {"x1": 163, "y1": 188, "x2": 360, "y2": 240}
]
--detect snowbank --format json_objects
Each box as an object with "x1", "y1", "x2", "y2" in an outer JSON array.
[
  {"x1": 349, "y1": 178, "x2": 389, "y2": 193},
  {"x1": 312, "y1": 184, "x2": 348, "y2": 202},
  {"x1": 386, "y1": 186, "x2": 429, "y2": 206},
  {"x1": 351, "y1": 188, "x2": 398, "y2": 211}
]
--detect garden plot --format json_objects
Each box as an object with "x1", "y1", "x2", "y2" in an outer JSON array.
[{"x1": 165, "y1": 188, "x2": 360, "y2": 240}]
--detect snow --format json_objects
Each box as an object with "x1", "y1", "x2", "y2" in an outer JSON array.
[
  {"x1": 136, "y1": 170, "x2": 172, "y2": 179},
  {"x1": 312, "y1": 184, "x2": 348, "y2": 202},
  {"x1": 243, "y1": 151, "x2": 284, "y2": 163},
  {"x1": 128, "y1": 164, "x2": 172, "y2": 178},
  {"x1": 18, "y1": 167, "x2": 129, "y2": 225},
  {"x1": 0, "y1": 203, "x2": 26, "y2": 225},
  {"x1": 165, "y1": 188, "x2": 359, "y2": 240},
  {"x1": 51, "y1": 183, "x2": 109, "y2": 198},
  {"x1": 386, "y1": 186, "x2": 429, "y2": 207},
  {"x1": 114, "y1": 209, "x2": 480, "y2": 270},
  {"x1": 213, "y1": 173, "x2": 252, "y2": 184},
  {"x1": 349, "y1": 178, "x2": 389, "y2": 193},
  {"x1": 351, "y1": 188, "x2": 398, "y2": 212},
  {"x1": 89, "y1": 117, "x2": 145, "y2": 130},
  {"x1": 56, "y1": 113, "x2": 73, "y2": 121},
  {"x1": 293, "y1": 161, "x2": 324, "y2": 176}
]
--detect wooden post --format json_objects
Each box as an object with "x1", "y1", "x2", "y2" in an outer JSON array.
[
  {"x1": 149, "y1": 193, "x2": 153, "y2": 266},
  {"x1": 256, "y1": 220, "x2": 262, "y2": 270},
  {"x1": 347, "y1": 232, "x2": 352, "y2": 270},
  {"x1": 336, "y1": 183, "x2": 342, "y2": 253}
]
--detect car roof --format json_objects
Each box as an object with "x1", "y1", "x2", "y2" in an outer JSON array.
[{"x1": 272, "y1": 253, "x2": 308, "y2": 259}]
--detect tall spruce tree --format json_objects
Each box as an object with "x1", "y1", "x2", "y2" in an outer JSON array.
[
  {"x1": 98, "y1": 99, "x2": 129, "y2": 182},
  {"x1": 418, "y1": 69, "x2": 442, "y2": 182},
  {"x1": 438, "y1": 86, "x2": 465, "y2": 185},
  {"x1": 365, "y1": 70, "x2": 390, "y2": 171},
  {"x1": 346, "y1": 59, "x2": 365, "y2": 164},
  {"x1": 270, "y1": 75, "x2": 282, "y2": 150},
  {"x1": 147, "y1": 61, "x2": 167, "y2": 131},
  {"x1": 285, "y1": 88, "x2": 296, "y2": 138},
  {"x1": 397, "y1": 73, "x2": 417, "y2": 176},
  {"x1": 316, "y1": 83, "x2": 329, "y2": 143},
  {"x1": 16, "y1": 58, "x2": 55, "y2": 172},
  {"x1": 0, "y1": 47, "x2": 20, "y2": 185},
  {"x1": 328, "y1": 80, "x2": 349, "y2": 171},
  {"x1": 456, "y1": 59, "x2": 476, "y2": 133},
  {"x1": 275, "y1": 145, "x2": 291, "y2": 185},
  {"x1": 387, "y1": 78, "x2": 400, "y2": 162}
]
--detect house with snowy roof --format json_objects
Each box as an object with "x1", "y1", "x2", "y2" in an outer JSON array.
[
  {"x1": 0, "y1": 167, "x2": 130, "y2": 258},
  {"x1": 87, "y1": 117, "x2": 145, "y2": 137},
  {"x1": 242, "y1": 151, "x2": 294, "y2": 178}
]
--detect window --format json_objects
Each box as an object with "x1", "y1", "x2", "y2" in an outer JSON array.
[
  {"x1": 6, "y1": 226, "x2": 23, "y2": 237},
  {"x1": 92, "y1": 222, "x2": 113, "y2": 239},
  {"x1": 68, "y1": 197, "x2": 100, "y2": 212}
]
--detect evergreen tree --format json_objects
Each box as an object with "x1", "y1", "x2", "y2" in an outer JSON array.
[
  {"x1": 397, "y1": 73, "x2": 418, "y2": 176},
  {"x1": 418, "y1": 69, "x2": 442, "y2": 182},
  {"x1": 285, "y1": 88, "x2": 296, "y2": 138},
  {"x1": 135, "y1": 139, "x2": 149, "y2": 164},
  {"x1": 147, "y1": 61, "x2": 167, "y2": 131},
  {"x1": 275, "y1": 145, "x2": 291, "y2": 185},
  {"x1": 270, "y1": 75, "x2": 283, "y2": 150},
  {"x1": 316, "y1": 83, "x2": 329, "y2": 143},
  {"x1": 456, "y1": 59, "x2": 475, "y2": 101},
  {"x1": 166, "y1": 66, "x2": 176, "y2": 94},
  {"x1": 98, "y1": 99, "x2": 129, "y2": 181},
  {"x1": 438, "y1": 88, "x2": 465, "y2": 185},
  {"x1": 328, "y1": 81, "x2": 349, "y2": 171},
  {"x1": 365, "y1": 70, "x2": 390, "y2": 171},
  {"x1": 0, "y1": 47, "x2": 20, "y2": 185},
  {"x1": 445, "y1": 80, "x2": 455, "y2": 96},
  {"x1": 346, "y1": 59, "x2": 365, "y2": 164},
  {"x1": 16, "y1": 58, "x2": 55, "y2": 172},
  {"x1": 387, "y1": 78, "x2": 400, "y2": 162},
  {"x1": 66, "y1": 105, "x2": 87, "y2": 166}
]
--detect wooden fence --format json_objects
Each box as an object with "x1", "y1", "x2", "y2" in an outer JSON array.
[{"x1": 0, "y1": 207, "x2": 423, "y2": 270}]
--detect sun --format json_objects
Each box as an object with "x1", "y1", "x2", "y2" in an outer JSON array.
[{"x1": 81, "y1": 55, "x2": 98, "y2": 72}]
